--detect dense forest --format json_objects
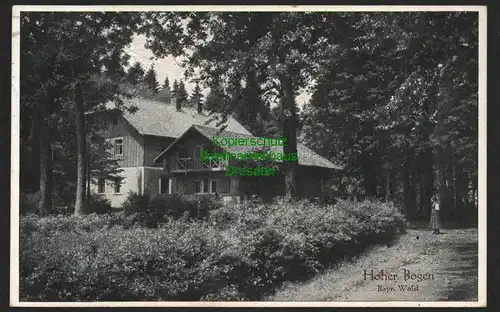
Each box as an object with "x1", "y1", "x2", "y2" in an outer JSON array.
[{"x1": 20, "y1": 11, "x2": 478, "y2": 222}]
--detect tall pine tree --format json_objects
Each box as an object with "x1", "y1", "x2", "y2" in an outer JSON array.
[
  {"x1": 204, "y1": 76, "x2": 227, "y2": 113},
  {"x1": 156, "y1": 75, "x2": 171, "y2": 104},
  {"x1": 190, "y1": 82, "x2": 203, "y2": 111},
  {"x1": 234, "y1": 69, "x2": 271, "y2": 136},
  {"x1": 139, "y1": 12, "x2": 363, "y2": 197},
  {"x1": 126, "y1": 61, "x2": 145, "y2": 86},
  {"x1": 143, "y1": 64, "x2": 160, "y2": 93}
]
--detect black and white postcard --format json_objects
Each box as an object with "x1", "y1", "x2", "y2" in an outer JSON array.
[{"x1": 10, "y1": 5, "x2": 487, "y2": 308}]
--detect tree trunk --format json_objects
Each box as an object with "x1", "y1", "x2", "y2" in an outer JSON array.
[
  {"x1": 419, "y1": 76, "x2": 434, "y2": 218},
  {"x1": 87, "y1": 143, "x2": 91, "y2": 201},
  {"x1": 410, "y1": 161, "x2": 417, "y2": 215},
  {"x1": 361, "y1": 154, "x2": 378, "y2": 198},
  {"x1": 435, "y1": 145, "x2": 447, "y2": 222},
  {"x1": 453, "y1": 159, "x2": 462, "y2": 216},
  {"x1": 37, "y1": 103, "x2": 53, "y2": 215},
  {"x1": 280, "y1": 74, "x2": 298, "y2": 199},
  {"x1": 385, "y1": 171, "x2": 391, "y2": 202},
  {"x1": 461, "y1": 166, "x2": 469, "y2": 212},
  {"x1": 74, "y1": 86, "x2": 87, "y2": 215},
  {"x1": 418, "y1": 169, "x2": 424, "y2": 214},
  {"x1": 86, "y1": 127, "x2": 92, "y2": 202},
  {"x1": 472, "y1": 174, "x2": 478, "y2": 212},
  {"x1": 31, "y1": 113, "x2": 41, "y2": 192},
  {"x1": 418, "y1": 149, "x2": 433, "y2": 217}
]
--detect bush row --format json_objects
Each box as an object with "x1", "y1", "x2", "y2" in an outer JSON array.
[
  {"x1": 20, "y1": 192, "x2": 113, "y2": 215},
  {"x1": 20, "y1": 198, "x2": 406, "y2": 301},
  {"x1": 122, "y1": 192, "x2": 223, "y2": 227}
]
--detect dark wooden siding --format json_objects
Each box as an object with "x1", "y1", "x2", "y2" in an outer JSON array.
[
  {"x1": 297, "y1": 166, "x2": 338, "y2": 197},
  {"x1": 143, "y1": 135, "x2": 175, "y2": 167},
  {"x1": 97, "y1": 115, "x2": 145, "y2": 167}
]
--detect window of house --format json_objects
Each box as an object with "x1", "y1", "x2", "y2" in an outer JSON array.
[
  {"x1": 194, "y1": 179, "x2": 218, "y2": 194},
  {"x1": 210, "y1": 180, "x2": 218, "y2": 194},
  {"x1": 112, "y1": 116, "x2": 118, "y2": 125},
  {"x1": 114, "y1": 179, "x2": 122, "y2": 194},
  {"x1": 113, "y1": 138, "x2": 123, "y2": 157},
  {"x1": 98, "y1": 178, "x2": 105, "y2": 193},
  {"x1": 195, "y1": 180, "x2": 203, "y2": 194},
  {"x1": 159, "y1": 177, "x2": 170, "y2": 194},
  {"x1": 203, "y1": 178, "x2": 209, "y2": 193}
]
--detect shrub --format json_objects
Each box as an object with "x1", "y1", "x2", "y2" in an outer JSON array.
[
  {"x1": 123, "y1": 192, "x2": 150, "y2": 215},
  {"x1": 20, "y1": 221, "x2": 245, "y2": 301},
  {"x1": 188, "y1": 194, "x2": 223, "y2": 219},
  {"x1": 20, "y1": 197, "x2": 406, "y2": 301},
  {"x1": 20, "y1": 192, "x2": 40, "y2": 215},
  {"x1": 87, "y1": 194, "x2": 112, "y2": 214},
  {"x1": 150, "y1": 193, "x2": 194, "y2": 219},
  {"x1": 149, "y1": 194, "x2": 223, "y2": 221}
]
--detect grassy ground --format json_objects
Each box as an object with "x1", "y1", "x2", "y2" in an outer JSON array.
[{"x1": 266, "y1": 228, "x2": 478, "y2": 302}]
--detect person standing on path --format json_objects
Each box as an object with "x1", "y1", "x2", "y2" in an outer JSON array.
[{"x1": 430, "y1": 195, "x2": 441, "y2": 234}]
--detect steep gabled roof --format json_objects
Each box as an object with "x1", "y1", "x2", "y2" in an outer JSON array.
[
  {"x1": 114, "y1": 98, "x2": 252, "y2": 138},
  {"x1": 155, "y1": 125, "x2": 343, "y2": 170}
]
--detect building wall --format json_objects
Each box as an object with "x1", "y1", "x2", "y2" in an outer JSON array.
[
  {"x1": 98, "y1": 115, "x2": 145, "y2": 167},
  {"x1": 298, "y1": 166, "x2": 339, "y2": 198},
  {"x1": 90, "y1": 165, "x2": 338, "y2": 208},
  {"x1": 144, "y1": 136, "x2": 175, "y2": 167},
  {"x1": 240, "y1": 172, "x2": 285, "y2": 201},
  {"x1": 164, "y1": 135, "x2": 216, "y2": 171},
  {"x1": 143, "y1": 167, "x2": 168, "y2": 196}
]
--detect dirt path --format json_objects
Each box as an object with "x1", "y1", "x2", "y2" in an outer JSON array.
[{"x1": 267, "y1": 228, "x2": 478, "y2": 302}]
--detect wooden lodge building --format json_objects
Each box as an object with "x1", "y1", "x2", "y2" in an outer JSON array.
[{"x1": 91, "y1": 97, "x2": 342, "y2": 207}]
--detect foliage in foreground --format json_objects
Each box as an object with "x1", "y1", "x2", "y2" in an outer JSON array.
[
  {"x1": 20, "y1": 198, "x2": 405, "y2": 301},
  {"x1": 122, "y1": 191, "x2": 223, "y2": 227}
]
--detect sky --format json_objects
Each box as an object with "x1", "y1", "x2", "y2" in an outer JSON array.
[
  {"x1": 125, "y1": 35, "x2": 192, "y2": 92},
  {"x1": 126, "y1": 34, "x2": 311, "y2": 108}
]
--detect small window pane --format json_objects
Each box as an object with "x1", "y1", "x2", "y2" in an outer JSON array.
[
  {"x1": 203, "y1": 178, "x2": 209, "y2": 193},
  {"x1": 98, "y1": 178, "x2": 105, "y2": 193},
  {"x1": 114, "y1": 180, "x2": 121, "y2": 193},
  {"x1": 178, "y1": 147, "x2": 188, "y2": 159},
  {"x1": 194, "y1": 146, "x2": 202, "y2": 158},
  {"x1": 160, "y1": 177, "x2": 169, "y2": 194},
  {"x1": 114, "y1": 138, "x2": 123, "y2": 156}
]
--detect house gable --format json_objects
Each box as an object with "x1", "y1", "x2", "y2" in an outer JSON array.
[
  {"x1": 155, "y1": 125, "x2": 343, "y2": 170},
  {"x1": 155, "y1": 127, "x2": 216, "y2": 168},
  {"x1": 143, "y1": 135, "x2": 176, "y2": 167}
]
